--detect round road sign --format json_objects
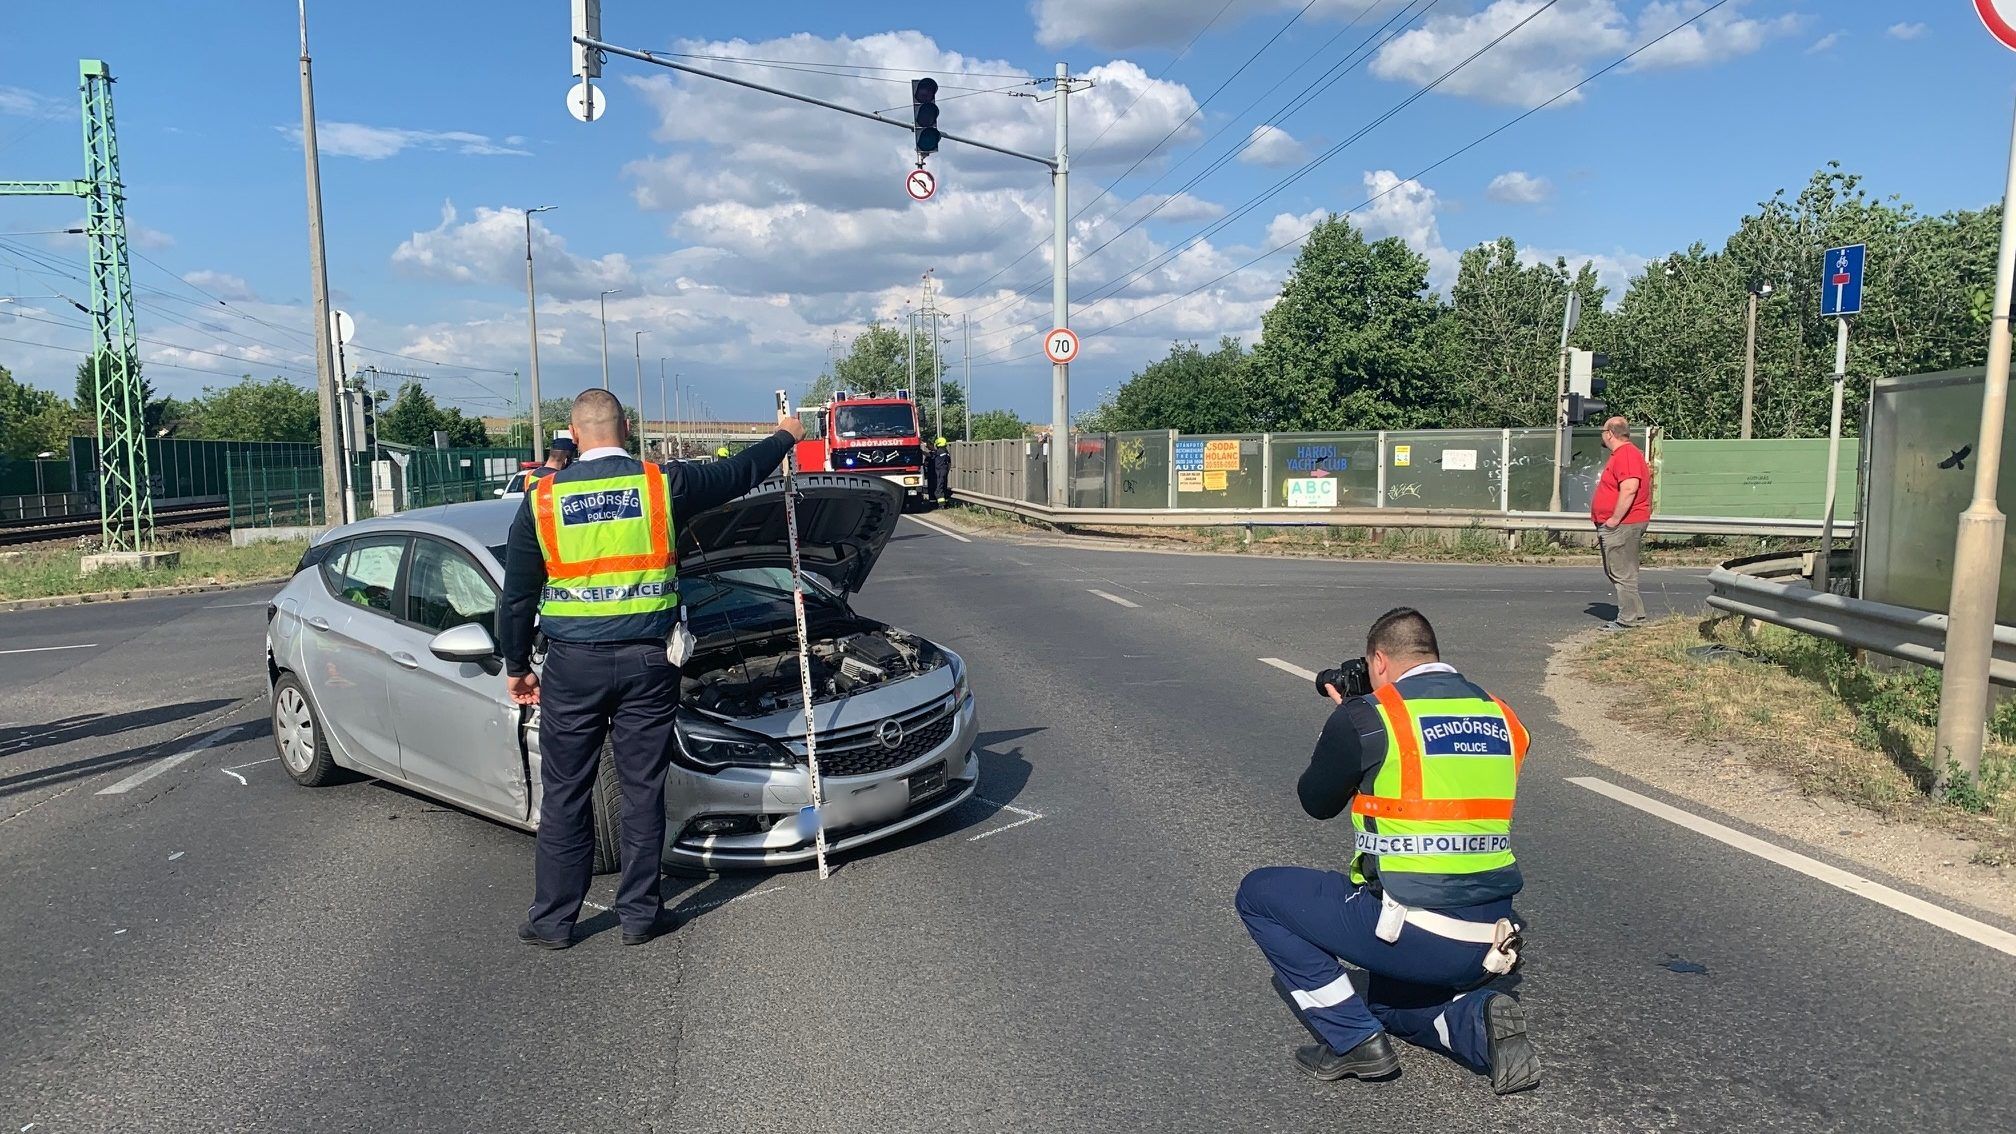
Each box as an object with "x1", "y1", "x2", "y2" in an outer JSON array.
[
  {"x1": 1979, "y1": 0, "x2": 2016, "y2": 51},
  {"x1": 1043, "y1": 327, "x2": 1080, "y2": 365},
  {"x1": 906, "y1": 168, "x2": 937, "y2": 202},
  {"x1": 328, "y1": 309, "x2": 354, "y2": 347},
  {"x1": 567, "y1": 80, "x2": 606, "y2": 123}
]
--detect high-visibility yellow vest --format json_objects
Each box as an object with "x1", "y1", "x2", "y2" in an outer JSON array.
[
  {"x1": 529, "y1": 462, "x2": 678, "y2": 628},
  {"x1": 1350, "y1": 682, "x2": 1528, "y2": 888}
]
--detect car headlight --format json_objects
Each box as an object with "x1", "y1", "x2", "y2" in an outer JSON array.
[
  {"x1": 675, "y1": 715, "x2": 794, "y2": 771},
  {"x1": 950, "y1": 654, "x2": 971, "y2": 705}
]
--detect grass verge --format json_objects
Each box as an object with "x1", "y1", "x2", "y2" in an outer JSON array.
[
  {"x1": 939, "y1": 504, "x2": 1771, "y2": 567},
  {"x1": 1569, "y1": 616, "x2": 2016, "y2": 860},
  {"x1": 0, "y1": 536, "x2": 305, "y2": 601}
]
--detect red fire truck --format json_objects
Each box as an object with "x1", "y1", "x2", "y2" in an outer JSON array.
[{"x1": 792, "y1": 389, "x2": 929, "y2": 506}]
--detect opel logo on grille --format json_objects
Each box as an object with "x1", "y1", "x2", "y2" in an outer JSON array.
[{"x1": 876, "y1": 719, "x2": 905, "y2": 749}]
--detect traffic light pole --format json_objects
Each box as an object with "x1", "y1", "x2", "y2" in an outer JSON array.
[{"x1": 1547, "y1": 293, "x2": 1579, "y2": 514}]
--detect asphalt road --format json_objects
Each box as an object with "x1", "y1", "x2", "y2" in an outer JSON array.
[{"x1": 3, "y1": 526, "x2": 2013, "y2": 1133}]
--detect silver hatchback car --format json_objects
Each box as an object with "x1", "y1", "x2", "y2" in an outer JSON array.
[{"x1": 263, "y1": 473, "x2": 978, "y2": 870}]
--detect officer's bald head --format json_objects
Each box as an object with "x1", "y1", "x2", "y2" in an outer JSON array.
[
  {"x1": 1366, "y1": 607, "x2": 1439, "y2": 664},
  {"x1": 571, "y1": 388, "x2": 628, "y2": 448}
]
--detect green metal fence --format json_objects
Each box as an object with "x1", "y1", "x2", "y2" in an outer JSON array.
[
  {"x1": 1654, "y1": 438, "x2": 1861, "y2": 520},
  {"x1": 70, "y1": 436, "x2": 318, "y2": 502},
  {"x1": 227, "y1": 452, "x2": 374, "y2": 529},
  {"x1": 401, "y1": 446, "x2": 531, "y2": 509},
  {"x1": 0, "y1": 456, "x2": 72, "y2": 496}
]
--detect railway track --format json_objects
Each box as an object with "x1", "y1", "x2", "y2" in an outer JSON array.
[{"x1": 0, "y1": 502, "x2": 232, "y2": 549}]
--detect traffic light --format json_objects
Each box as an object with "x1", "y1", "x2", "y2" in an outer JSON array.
[
  {"x1": 1567, "y1": 348, "x2": 1609, "y2": 424},
  {"x1": 911, "y1": 77, "x2": 940, "y2": 155},
  {"x1": 361, "y1": 388, "x2": 379, "y2": 452}
]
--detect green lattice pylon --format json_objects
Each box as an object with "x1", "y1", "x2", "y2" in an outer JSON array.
[{"x1": 80, "y1": 59, "x2": 152, "y2": 551}]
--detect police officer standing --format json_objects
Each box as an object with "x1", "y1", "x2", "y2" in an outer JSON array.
[
  {"x1": 499, "y1": 389, "x2": 803, "y2": 949},
  {"x1": 504, "y1": 436, "x2": 576, "y2": 494},
  {"x1": 1235, "y1": 607, "x2": 1541, "y2": 1093}
]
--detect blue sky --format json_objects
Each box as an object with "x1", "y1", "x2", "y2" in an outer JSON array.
[{"x1": 0, "y1": 1, "x2": 1999, "y2": 427}]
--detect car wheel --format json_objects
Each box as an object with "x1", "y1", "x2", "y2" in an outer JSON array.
[
  {"x1": 272, "y1": 674, "x2": 342, "y2": 787},
  {"x1": 590, "y1": 739, "x2": 622, "y2": 875}
]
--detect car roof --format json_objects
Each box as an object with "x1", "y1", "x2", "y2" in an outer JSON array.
[{"x1": 316, "y1": 498, "x2": 518, "y2": 553}]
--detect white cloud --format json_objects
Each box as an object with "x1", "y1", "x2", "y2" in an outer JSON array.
[
  {"x1": 1370, "y1": 0, "x2": 1800, "y2": 108},
  {"x1": 130, "y1": 223, "x2": 176, "y2": 251},
  {"x1": 182, "y1": 270, "x2": 256, "y2": 301},
  {"x1": 1886, "y1": 22, "x2": 1927, "y2": 41},
  {"x1": 1239, "y1": 124, "x2": 1308, "y2": 168},
  {"x1": 1486, "y1": 171, "x2": 1553, "y2": 205},
  {"x1": 1140, "y1": 192, "x2": 1227, "y2": 224},
  {"x1": 0, "y1": 86, "x2": 69, "y2": 120},
  {"x1": 1516, "y1": 246, "x2": 1645, "y2": 306},
  {"x1": 1031, "y1": 0, "x2": 1272, "y2": 50},
  {"x1": 391, "y1": 202, "x2": 633, "y2": 298},
  {"x1": 1263, "y1": 208, "x2": 1330, "y2": 252},
  {"x1": 1355, "y1": 170, "x2": 1460, "y2": 291},
  {"x1": 1806, "y1": 31, "x2": 1844, "y2": 55},
  {"x1": 278, "y1": 122, "x2": 531, "y2": 160}
]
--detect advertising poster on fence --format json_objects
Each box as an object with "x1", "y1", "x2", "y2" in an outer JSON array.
[{"x1": 1285, "y1": 477, "x2": 1338, "y2": 507}]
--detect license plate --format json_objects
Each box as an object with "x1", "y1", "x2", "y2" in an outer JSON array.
[{"x1": 909, "y1": 762, "x2": 947, "y2": 802}]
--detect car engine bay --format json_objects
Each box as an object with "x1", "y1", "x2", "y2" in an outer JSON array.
[{"x1": 682, "y1": 625, "x2": 946, "y2": 717}]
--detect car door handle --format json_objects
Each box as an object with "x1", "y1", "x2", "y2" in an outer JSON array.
[
  {"x1": 391, "y1": 651, "x2": 421, "y2": 670},
  {"x1": 306, "y1": 616, "x2": 331, "y2": 632}
]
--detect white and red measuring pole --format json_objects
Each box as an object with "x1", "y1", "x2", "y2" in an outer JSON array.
[{"x1": 778, "y1": 389, "x2": 833, "y2": 879}]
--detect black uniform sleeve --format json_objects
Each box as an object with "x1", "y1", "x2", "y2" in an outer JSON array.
[
  {"x1": 1297, "y1": 697, "x2": 1388, "y2": 820},
  {"x1": 497, "y1": 497, "x2": 546, "y2": 677},
  {"x1": 669, "y1": 430, "x2": 797, "y2": 517}
]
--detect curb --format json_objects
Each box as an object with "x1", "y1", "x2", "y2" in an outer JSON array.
[{"x1": 0, "y1": 576, "x2": 290, "y2": 615}]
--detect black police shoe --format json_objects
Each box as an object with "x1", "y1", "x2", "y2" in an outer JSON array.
[
  {"x1": 517, "y1": 922, "x2": 572, "y2": 951},
  {"x1": 620, "y1": 912, "x2": 680, "y2": 947},
  {"x1": 1294, "y1": 1034, "x2": 1401, "y2": 1081},
  {"x1": 1484, "y1": 994, "x2": 1542, "y2": 1095}
]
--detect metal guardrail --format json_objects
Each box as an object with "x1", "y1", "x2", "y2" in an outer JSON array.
[
  {"x1": 1705, "y1": 551, "x2": 2016, "y2": 687},
  {"x1": 949, "y1": 487, "x2": 1854, "y2": 541}
]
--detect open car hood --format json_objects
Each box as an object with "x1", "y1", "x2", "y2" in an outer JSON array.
[{"x1": 676, "y1": 473, "x2": 904, "y2": 594}]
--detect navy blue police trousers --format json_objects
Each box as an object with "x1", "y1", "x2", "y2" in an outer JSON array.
[{"x1": 1236, "y1": 865, "x2": 1514, "y2": 1070}]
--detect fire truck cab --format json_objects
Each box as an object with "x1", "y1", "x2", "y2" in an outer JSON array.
[{"x1": 793, "y1": 390, "x2": 929, "y2": 507}]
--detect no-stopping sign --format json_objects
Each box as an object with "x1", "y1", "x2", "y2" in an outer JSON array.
[
  {"x1": 1979, "y1": 0, "x2": 2016, "y2": 51},
  {"x1": 906, "y1": 169, "x2": 936, "y2": 201},
  {"x1": 1044, "y1": 327, "x2": 1080, "y2": 365}
]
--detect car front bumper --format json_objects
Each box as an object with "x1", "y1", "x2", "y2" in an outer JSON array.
[{"x1": 664, "y1": 689, "x2": 979, "y2": 868}]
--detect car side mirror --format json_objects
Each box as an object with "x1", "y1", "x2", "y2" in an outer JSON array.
[{"x1": 429, "y1": 622, "x2": 498, "y2": 662}]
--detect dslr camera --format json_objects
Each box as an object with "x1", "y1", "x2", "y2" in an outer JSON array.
[{"x1": 1315, "y1": 658, "x2": 1371, "y2": 700}]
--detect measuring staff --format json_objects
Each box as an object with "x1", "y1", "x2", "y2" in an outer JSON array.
[
  {"x1": 499, "y1": 388, "x2": 803, "y2": 950},
  {"x1": 1235, "y1": 607, "x2": 1541, "y2": 1094}
]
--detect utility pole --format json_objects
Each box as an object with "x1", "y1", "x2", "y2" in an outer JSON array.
[
  {"x1": 906, "y1": 303, "x2": 918, "y2": 397},
  {"x1": 1740, "y1": 284, "x2": 1770, "y2": 440},
  {"x1": 523, "y1": 204, "x2": 556, "y2": 449},
  {"x1": 659, "y1": 358, "x2": 668, "y2": 458},
  {"x1": 1547, "y1": 291, "x2": 1581, "y2": 514},
  {"x1": 963, "y1": 313, "x2": 972, "y2": 441},
  {"x1": 633, "y1": 329, "x2": 648, "y2": 454},
  {"x1": 1934, "y1": 98, "x2": 2016, "y2": 788},
  {"x1": 1047, "y1": 62, "x2": 1076, "y2": 508},
  {"x1": 674, "y1": 374, "x2": 684, "y2": 457},
  {"x1": 299, "y1": 2, "x2": 345, "y2": 531},
  {"x1": 599, "y1": 287, "x2": 621, "y2": 389}
]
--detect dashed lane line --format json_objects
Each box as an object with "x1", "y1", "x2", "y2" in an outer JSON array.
[
  {"x1": 0, "y1": 643, "x2": 97, "y2": 656},
  {"x1": 1086, "y1": 588, "x2": 1140, "y2": 609},
  {"x1": 95, "y1": 725, "x2": 245, "y2": 796},
  {"x1": 1258, "y1": 657, "x2": 1318, "y2": 681},
  {"x1": 904, "y1": 515, "x2": 973, "y2": 543}
]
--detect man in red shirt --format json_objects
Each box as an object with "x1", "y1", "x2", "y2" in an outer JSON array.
[{"x1": 1592, "y1": 415, "x2": 1652, "y2": 628}]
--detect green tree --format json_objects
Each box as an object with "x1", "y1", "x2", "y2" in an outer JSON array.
[
  {"x1": 1085, "y1": 338, "x2": 1253, "y2": 432},
  {"x1": 1435, "y1": 239, "x2": 1608, "y2": 429},
  {"x1": 0, "y1": 363, "x2": 74, "y2": 457},
  {"x1": 73, "y1": 352, "x2": 164, "y2": 436},
  {"x1": 180, "y1": 376, "x2": 321, "y2": 442},
  {"x1": 377, "y1": 381, "x2": 489, "y2": 448},
  {"x1": 967, "y1": 408, "x2": 1029, "y2": 440},
  {"x1": 805, "y1": 323, "x2": 966, "y2": 438},
  {"x1": 1245, "y1": 215, "x2": 1444, "y2": 430}
]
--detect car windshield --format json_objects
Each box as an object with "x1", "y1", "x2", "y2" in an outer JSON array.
[
  {"x1": 682, "y1": 568, "x2": 839, "y2": 637},
  {"x1": 834, "y1": 404, "x2": 915, "y2": 439}
]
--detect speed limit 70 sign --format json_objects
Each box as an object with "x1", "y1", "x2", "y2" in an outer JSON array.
[{"x1": 1044, "y1": 327, "x2": 1080, "y2": 364}]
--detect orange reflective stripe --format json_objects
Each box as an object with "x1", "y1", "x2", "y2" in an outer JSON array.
[
  {"x1": 1490, "y1": 695, "x2": 1529, "y2": 771},
  {"x1": 534, "y1": 463, "x2": 677, "y2": 579},
  {"x1": 1374, "y1": 683, "x2": 1423, "y2": 801},
  {"x1": 1351, "y1": 795, "x2": 1516, "y2": 821}
]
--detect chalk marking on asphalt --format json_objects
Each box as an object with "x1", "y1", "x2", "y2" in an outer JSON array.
[
  {"x1": 95, "y1": 726, "x2": 243, "y2": 796},
  {"x1": 676, "y1": 885, "x2": 788, "y2": 915},
  {"x1": 583, "y1": 899, "x2": 612, "y2": 912},
  {"x1": 968, "y1": 795, "x2": 1045, "y2": 842},
  {"x1": 1568, "y1": 775, "x2": 2016, "y2": 960},
  {"x1": 1258, "y1": 657, "x2": 1318, "y2": 682},
  {"x1": 905, "y1": 515, "x2": 973, "y2": 543},
  {"x1": 218, "y1": 756, "x2": 278, "y2": 786},
  {"x1": 0, "y1": 643, "x2": 96, "y2": 656},
  {"x1": 1086, "y1": 588, "x2": 1140, "y2": 608}
]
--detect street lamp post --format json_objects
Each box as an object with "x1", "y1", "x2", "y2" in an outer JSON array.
[
  {"x1": 522, "y1": 204, "x2": 557, "y2": 451},
  {"x1": 633, "y1": 330, "x2": 649, "y2": 454},
  {"x1": 599, "y1": 288, "x2": 623, "y2": 390},
  {"x1": 34, "y1": 450, "x2": 56, "y2": 499},
  {"x1": 1741, "y1": 283, "x2": 1773, "y2": 440}
]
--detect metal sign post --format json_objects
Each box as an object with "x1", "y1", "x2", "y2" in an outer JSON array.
[
  {"x1": 777, "y1": 389, "x2": 832, "y2": 880},
  {"x1": 1815, "y1": 244, "x2": 1863, "y2": 594},
  {"x1": 1547, "y1": 292, "x2": 1581, "y2": 514}
]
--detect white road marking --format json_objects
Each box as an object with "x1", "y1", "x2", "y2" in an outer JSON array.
[
  {"x1": 219, "y1": 756, "x2": 277, "y2": 786},
  {"x1": 0, "y1": 643, "x2": 96, "y2": 656},
  {"x1": 95, "y1": 726, "x2": 243, "y2": 796},
  {"x1": 582, "y1": 899, "x2": 612, "y2": 913},
  {"x1": 1569, "y1": 776, "x2": 2016, "y2": 960},
  {"x1": 168, "y1": 851, "x2": 185, "y2": 861},
  {"x1": 206, "y1": 600, "x2": 272, "y2": 609},
  {"x1": 675, "y1": 885, "x2": 788, "y2": 915},
  {"x1": 1086, "y1": 588, "x2": 1139, "y2": 608},
  {"x1": 905, "y1": 515, "x2": 973, "y2": 543},
  {"x1": 1258, "y1": 657, "x2": 1318, "y2": 681},
  {"x1": 221, "y1": 769, "x2": 248, "y2": 786},
  {"x1": 968, "y1": 795, "x2": 1045, "y2": 842}
]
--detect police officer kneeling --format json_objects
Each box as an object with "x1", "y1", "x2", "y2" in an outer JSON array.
[
  {"x1": 499, "y1": 389, "x2": 803, "y2": 949},
  {"x1": 1236, "y1": 607, "x2": 1540, "y2": 1094}
]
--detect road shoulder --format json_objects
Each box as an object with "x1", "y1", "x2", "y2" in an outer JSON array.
[{"x1": 1544, "y1": 627, "x2": 2016, "y2": 924}]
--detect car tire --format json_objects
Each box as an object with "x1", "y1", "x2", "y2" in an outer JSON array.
[
  {"x1": 272, "y1": 673, "x2": 343, "y2": 787},
  {"x1": 590, "y1": 739, "x2": 623, "y2": 875}
]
